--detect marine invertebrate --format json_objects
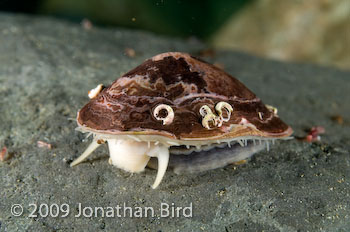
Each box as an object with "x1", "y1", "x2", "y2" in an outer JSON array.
[
  {"x1": 37, "y1": 141, "x2": 52, "y2": 149},
  {"x1": 71, "y1": 52, "x2": 293, "y2": 188},
  {"x1": 301, "y1": 126, "x2": 325, "y2": 142},
  {"x1": 0, "y1": 146, "x2": 7, "y2": 162}
]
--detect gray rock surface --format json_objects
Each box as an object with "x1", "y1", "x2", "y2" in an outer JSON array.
[{"x1": 0, "y1": 13, "x2": 349, "y2": 231}]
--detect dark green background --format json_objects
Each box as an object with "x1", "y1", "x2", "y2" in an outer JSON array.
[{"x1": 0, "y1": 0, "x2": 251, "y2": 39}]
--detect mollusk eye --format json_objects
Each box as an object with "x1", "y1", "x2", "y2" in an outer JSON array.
[
  {"x1": 202, "y1": 113, "x2": 220, "y2": 130},
  {"x1": 199, "y1": 105, "x2": 213, "y2": 117},
  {"x1": 215, "y1": 102, "x2": 233, "y2": 122},
  {"x1": 265, "y1": 104, "x2": 278, "y2": 115},
  {"x1": 200, "y1": 105, "x2": 222, "y2": 129},
  {"x1": 200, "y1": 102, "x2": 233, "y2": 129},
  {"x1": 153, "y1": 104, "x2": 174, "y2": 125}
]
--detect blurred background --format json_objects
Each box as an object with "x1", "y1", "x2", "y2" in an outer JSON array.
[{"x1": 1, "y1": 0, "x2": 349, "y2": 70}]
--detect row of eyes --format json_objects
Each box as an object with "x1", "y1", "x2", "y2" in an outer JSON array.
[{"x1": 152, "y1": 102, "x2": 233, "y2": 130}]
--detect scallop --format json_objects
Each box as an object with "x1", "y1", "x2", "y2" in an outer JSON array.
[{"x1": 71, "y1": 52, "x2": 293, "y2": 189}]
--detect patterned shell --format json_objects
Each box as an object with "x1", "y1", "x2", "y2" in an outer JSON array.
[{"x1": 77, "y1": 52, "x2": 292, "y2": 140}]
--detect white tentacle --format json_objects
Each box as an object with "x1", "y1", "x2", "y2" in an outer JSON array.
[
  {"x1": 151, "y1": 145, "x2": 170, "y2": 189},
  {"x1": 71, "y1": 139, "x2": 101, "y2": 167}
]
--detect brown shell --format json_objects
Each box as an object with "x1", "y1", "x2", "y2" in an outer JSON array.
[{"x1": 77, "y1": 52, "x2": 292, "y2": 140}]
